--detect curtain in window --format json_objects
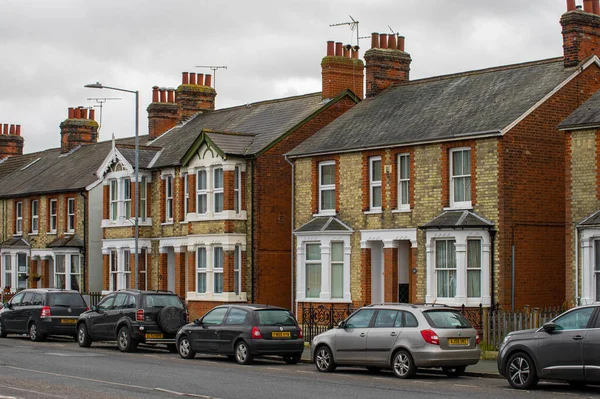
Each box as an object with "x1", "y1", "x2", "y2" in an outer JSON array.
[
  {"x1": 3, "y1": 255, "x2": 11, "y2": 288},
  {"x1": 306, "y1": 244, "x2": 321, "y2": 298},
  {"x1": 467, "y1": 240, "x2": 481, "y2": 298},
  {"x1": 331, "y1": 242, "x2": 343, "y2": 298},
  {"x1": 214, "y1": 247, "x2": 224, "y2": 294},
  {"x1": 371, "y1": 159, "x2": 382, "y2": 208},
  {"x1": 595, "y1": 242, "x2": 600, "y2": 302},
  {"x1": 197, "y1": 248, "x2": 206, "y2": 293},
  {"x1": 436, "y1": 240, "x2": 456, "y2": 297},
  {"x1": 399, "y1": 155, "x2": 410, "y2": 205},
  {"x1": 55, "y1": 255, "x2": 66, "y2": 289},
  {"x1": 70, "y1": 255, "x2": 81, "y2": 291}
]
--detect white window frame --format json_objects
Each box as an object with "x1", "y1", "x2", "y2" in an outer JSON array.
[
  {"x1": 15, "y1": 201, "x2": 23, "y2": 235},
  {"x1": 369, "y1": 156, "x2": 382, "y2": 211},
  {"x1": 123, "y1": 178, "x2": 131, "y2": 219},
  {"x1": 319, "y1": 161, "x2": 336, "y2": 215},
  {"x1": 234, "y1": 245, "x2": 241, "y2": 295},
  {"x1": 183, "y1": 173, "x2": 189, "y2": 216},
  {"x1": 165, "y1": 175, "x2": 174, "y2": 221},
  {"x1": 450, "y1": 148, "x2": 472, "y2": 209},
  {"x1": 196, "y1": 169, "x2": 207, "y2": 214},
  {"x1": 31, "y1": 200, "x2": 39, "y2": 233},
  {"x1": 234, "y1": 166, "x2": 241, "y2": 214},
  {"x1": 2, "y1": 254, "x2": 12, "y2": 290},
  {"x1": 305, "y1": 243, "x2": 322, "y2": 299},
  {"x1": 16, "y1": 253, "x2": 27, "y2": 290},
  {"x1": 467, "y1": 239, "x2": 482, "y2": 298},
  {"x1": 330, "y1": 242, "x2": 344, "y2": 299},
  {"x1": 435, "y1": 239, "x2": 457, "y2": 298},
  {"x1": 196, "y1": 247, "x2": 207, "y2": 293},
  {"x1": 123, "y1": 250, "x2": 131, "y2": 290},
  {"x1": 213, "y1": 246, "x2": 224, "y2": 294},
  {"x1": 67, "y1": 198, "x2": 75, "y2": 232},
  {"x1": 213, "y1": 167, "x2": 224, "y2": 214},
  {"x1": 108, "y1": 249, "x2": 133, "y2": 291},
  {"x1": 109, "y1": 249, "x2": 118, "y2": 291},
  {"x1": 110, "y1": 180, "x2": 119, "y2": 221},
  {"x1": 140, "y1": 177, "x2": 147, "y2": 221},
  {"x1": 49, "y1": 199, "x2": 57, "y2": 232},
  {"x1": 54, "y1": 254, "x2": 67, "y2": 289},
  {"x1": 70, "y1": 254, "x2": 81, "y2": 292},
  {"x1": 397, "y1": 153, "x2": 410, "y2": 211}
]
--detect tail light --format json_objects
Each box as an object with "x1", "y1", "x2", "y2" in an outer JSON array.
[
  {"x1": 40, "y1": 306, "x2": 52, "y2": 319},
  {"x1": 251, "y1": 326, "x2": 263, "y2": 339},
  {"x1": 85, "y1": 307, "x2": 90, "y2": 312},
  {"x1": 420, "y1": 329, "x2": 439, "y2": 345},
  {"x1": 136, "y1": 309, "x2": 144, "y2": 322},
  {"x1": 476, "y1": 333, "x2": 480, "y2": 345},
  {"x1": 298, "y1": 327, "x2": 303, "y2": 339}
]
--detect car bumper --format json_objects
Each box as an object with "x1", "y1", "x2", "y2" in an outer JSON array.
[
  {"x1": 39, "y1": 319, "x2": 78, "y2": 336},
  {"x1": 130, "y1": 325, "x2": 176, "y2": 344},
  {"x1": 412, "y1": 348, "x2": 480, "y2": 367},
  {"x1": 249, "y1": 338, "x2": 305, "y2": 356}
]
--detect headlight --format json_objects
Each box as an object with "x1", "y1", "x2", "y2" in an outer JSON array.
[{"x1": 500, "y1": 335, "x2": 511, "y2": 348}]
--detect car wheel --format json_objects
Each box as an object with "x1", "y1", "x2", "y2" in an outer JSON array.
[
  {"x1": 235, "y1": 341, "x2": 253, "y2": 365},
  {"x1": 283, "y1": 353, "x2": 302, "y2": 364},
  {"x1": 178, "y1": 336, "x2": 196, "y2": 359},
  {"x1": 506, "y1": 352, "x2": 539, "y2": 390},
  {"x1": 392, "y1": 350, "x2": 416, "y2": 379},
  {"x1": 166, "y1": 343, "x2": 178, "y2": 353},
  {"x1": 0, "y1": 319, "x2": 7, "y2": 338},
  {"x1": 117, "y1": 326, "x2": 138, "y2": 353},
  {"x1": 443, "y1": 366, "x2": 466, "y2": 378},
  {"x1": 77, "y1": 323, "x2": 92, "y2": 347},
  {"x1": 29, "y1": 322, "x2": 45, "y2": 342},
  {"x1": 314, "y1": 345, "x2": 336, "y2": 372}
]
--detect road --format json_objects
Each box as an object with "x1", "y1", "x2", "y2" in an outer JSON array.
[{"x1": 0, "y1": 336, "x2": 598, "y2": 399}]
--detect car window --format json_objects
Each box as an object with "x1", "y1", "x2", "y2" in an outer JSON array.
[
  {"x1": 31, "y1": 293, "x2": 42, "y2": 306},
  {"x1": 48, "y1": 293, "x2": 87, "y2": 307},
  {"x1": 257, "y1": 309, "x2": 297, "y2": 326},
  {"x1": 554, "y1": 307, "x2": 595, "y2": 331},
  {"x1": 346, "y1": 309, "x2": 376, "y2": 329},
  {"x1": 10, "y1": 292, "x2": 25, "y2": 306},
  {"x1": 404, "y1": 311, "x2": 419, "y2": 328},
  {"x1": 202, "y1": 307, "x2": 228, "y2": 325},
  {"x1": 124, "y1": 295, "x2": 136, "y2": 309},
  {"x1": 113, "y1": 294, "x2": 128, "y2": 309},
  {"x1": 143, "y1": 294, "x2": 183, "y2": 309},
  {"x1": 374, "y1": 310, "x2": 398, "y2": 328},
  {"x1": 225, "y1": 308, "x2": 249, "y2": 325},
  {"x1": 423, "y1": 310, "x2": 472, "y2": 329},
  {"x1": 21, "y1": 292, "x2": 34, "y2": 306},
  {"x1": 97, "y1": 295, "x2": 115, "y2": 311}
]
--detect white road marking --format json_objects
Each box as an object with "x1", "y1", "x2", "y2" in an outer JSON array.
[
  {"x1": 296, "y1": 370, "x2": 312, "y2": 373},
  {"x1": 0, "y1": 382, "x2": 62, "y2": 397}
]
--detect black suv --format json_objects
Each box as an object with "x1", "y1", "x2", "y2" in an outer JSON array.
[
  {"x1": 77, "y1": 290, "x2": 187, "y2": 352},
  {"x1": 0, "y1": 289, "x2": 88, "y2": 341}
]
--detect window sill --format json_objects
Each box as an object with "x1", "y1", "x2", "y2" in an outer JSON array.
[
  {"x1": 313, "y1": 211, "x2": 336, "y2": 217},
  {"x1": 47, "y1": 231, "x2": 57, "y2": 235},
  {"x1": 443, "y1": 205, "x2": 473, "y2": 211},
  {"x1": 186, "y1": 292, "x2": 247, "y2": 302},
  {"x1": 392, "y1": 209, "x2": 412, "y2": 214},
  {"x1": 363, "y1": 210, "x2": 382, "y2": 215},
  {"x1": 161, "y1": 221, "x2": 174, "y2": 226},
  {"x1": 29, "y1": 232, "x2": 39, "y2": 236},
  {"x1": 102, "y1": 218, "x2": 152, "y2": 228},
  {"x1": 296, "y1": 298, "x2": 352, "y2": 304}
]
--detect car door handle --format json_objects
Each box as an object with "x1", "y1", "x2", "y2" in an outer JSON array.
[
  {"x1": 360, "y1": 333, "x2": 366, "y2": 337},
  {"x1": 573, "y1": 335, "x2": 584, "y2": 341},
  {"x1": 390, "y1": 332, "x2": 397, "y2": 337}
]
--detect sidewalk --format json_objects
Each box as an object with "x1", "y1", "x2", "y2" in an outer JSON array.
[{"x1": 301, "y1": 347, "x2": 501, "y2": 378}]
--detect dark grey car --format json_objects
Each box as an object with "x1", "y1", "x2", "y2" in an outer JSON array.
[{"x1": 498, "y1": 304, "x2": 600, "y2": 389}]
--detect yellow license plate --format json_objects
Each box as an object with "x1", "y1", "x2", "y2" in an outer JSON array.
[
  {"x1": 60, "y1": 319, "x2": 77, "y2": 324},
  {"x1": 146, "y1": 333, "x2": 163, "y2": 339},
  {"x1": 448, "y1": 338, "x2": 469, "y2": 345},
  {"x1": 271, "y1": 331, "x2": 291, "y2": 338}
]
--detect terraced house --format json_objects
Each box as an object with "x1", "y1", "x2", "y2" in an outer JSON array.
[
  {"x1": 287, "y1": 1, "x2": 600, "y2": 314},
  {"x1": 97, "y1": 42, "x2": 362, "y2": 318}
]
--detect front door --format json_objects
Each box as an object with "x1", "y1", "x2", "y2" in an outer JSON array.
[
  {"x1": 335, "y1": 309, "x2": 375, "y2": 364},
  {"x1": 397, "y1": 241, "x2": 410, "y2": 303}
]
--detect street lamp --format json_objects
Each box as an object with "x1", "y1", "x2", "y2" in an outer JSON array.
[{"x1": 85, "y1": 82, "x2": 140, "y2": 290}]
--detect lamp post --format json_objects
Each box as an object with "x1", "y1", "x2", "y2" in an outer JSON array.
[{"x1": 85, "y1": 82, "x2": 140, "y2": 290}]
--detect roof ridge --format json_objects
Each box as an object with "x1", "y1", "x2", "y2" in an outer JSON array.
[
  {"x1": 206, "y1": 92, "x2": 322, "y2": 115},
  {"x1": 205, "y1": 130, "x2": 257, "y2": 137}
]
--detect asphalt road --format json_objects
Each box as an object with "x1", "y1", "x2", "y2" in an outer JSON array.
[{"x1": 0, "y1": 336, "x2": 599, "y2": 399}]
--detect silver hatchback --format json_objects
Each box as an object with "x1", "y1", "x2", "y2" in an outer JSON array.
[{"x1": 311, "y1": 304, "x2": 480, "y2": 378}]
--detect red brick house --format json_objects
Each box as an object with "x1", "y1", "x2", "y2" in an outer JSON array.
[{"x1": 287, "y1": 1, "x2": 600, "y2": 313}]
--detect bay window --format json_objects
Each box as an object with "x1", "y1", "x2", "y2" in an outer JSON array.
[
  {"x1": 123, "y1": 179, "x2": 131, "y2": 219},
  {"x1": 435, "y1": 239, "x2": 456, "y2": 297},
  {"x1": 70, "y1": 254, "x2": 81, "y2": 291},
  {"x1": 124, "y1": 250, "x2": 131, "y2": 289},
  {"x1": 2, "y1": 254, "x2": 11, "y2": 289},
  {"x1": 331, "y1": 242, "x2": 343, "y2": 299},
  {"x1": 110, "y1": 180, "x2": 118, "y2": 220},
  {"x1": 319, "y1": 161, "x2": 336, "y2": 214},
  {"x1": 305, "y1": 244, "x2": 321, "y2": 298},
  {"x1": 467, "y1": 240, "x2": 481, "y2": 298},
  {"x1": 214, "y1": 247, "x2": 224, "y2": 294},
  {"x1": 55, "y1": 255, "x2": 66, "y2": 289},
  {"x1": 196, "y1": 247, "x2": 207, "y2": 293}
]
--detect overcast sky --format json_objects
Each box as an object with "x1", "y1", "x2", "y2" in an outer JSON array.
[{"x1": 0, "y1": 0, "x2": 573, "y2": 154}]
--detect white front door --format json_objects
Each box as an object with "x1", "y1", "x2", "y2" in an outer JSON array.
[
  {"x1": 167, "y1": 248, "x2": 176, "y2": 292},
  {"x1": 370, "y1": 242, "x2": 384, "y2": 304}
]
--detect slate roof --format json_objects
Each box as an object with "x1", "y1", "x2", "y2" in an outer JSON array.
[
  {"x1": 205, "y1": 132, "x2": 256, "y2": 156},
  {"x1": 294, "y1": 217, "x2": 354, "y2": 233},
  {"x1": 149, "y1": 92, "x2": 331, "y2": 167},
  {"x1": 578, "y1": 210, "x2": 600, "y2": 227},
  {"x1": 419, "y1": 211, "x2": 494, "y2": 230},
  {"x1": 47, "y1": 235, "x2": 84, "y2": 248},
  {"x1": 0, "y1": 237, "x2": 30, "y2": 247},
  {"x1": 288, "y1": 58, "x2": 574, "y2": 157},
  {"x1": 559, "y1": 89, "x2": 600, "y2": 130},
  {"x1": 117, "y1": 146, "x2": 161, "y2": 169},
  {"x1": 0, "y1": 136, "x2": 148, "y2": 198},
  {"x1": 0, "y1": 153, "x2": 41, "y2": 181}
]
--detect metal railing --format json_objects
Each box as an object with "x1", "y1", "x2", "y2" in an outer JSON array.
[{"x1": 300, "y1": 303, "x2": 357, "y2": 342}]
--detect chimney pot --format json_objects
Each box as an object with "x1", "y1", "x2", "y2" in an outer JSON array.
[
  {"x1": 388, "y1": 34, "x2": 397, "y2": 49},
  {"x1": 352, "y1": 45, "x2": 359, "y2": 59},
  {"x1": 567, "y1": 0, "x2": 577, "y2": 11},
  {"x1": 398, "y1": 36, "x2": 405, "y2": 52},
  {"x1": 197, "y1": 73, "x2": 204, "y2": 86},
  {"x1": 327, "y1": 40, "x2": 335, "y2": 56},
  {"x1": 152, "y1": 86, "x2": 159, "y2": 103},
  {"x1": 371, "y1": 33, "x2": 379, "y2": 49},
  {"x1": 9, "y1": 125, "x2": 15, "y2": 135},
  {"x1": 159, "y1": 87, "x2": 167, "y2": 103},
  {"x1": 182, "y1": 72, "x2": 189, "y2": 85},
  {"x1": 89, "y1": 109, "x2": 95, "y2": 120},
  {"x1": 81, "y1": 108, "x2": 88, "y2": 119},
  {"x1": 343, "y1": 45, "x2": 350, "y2": 58},
  {"x1": 380, "y1": 33, "x2": 388, "y2": 49},
  {"x1": 190, "y1": 72, "x2": 197, "y2": 85},
  {"x1": 75, "y1": 107, "x2": 82, "y2": 119},
  {"x1": 167, "y1": 88, "x2": 175, "y2": 103},
  {"x1": 335, "y1": 42, "x2": 343, "y2": 56},
  {"x1": 584, "y1": 0, "x2": 594, "y2": 13},
  {"x1": 594, "y1": 0, "x2": 600, "y2": 14},
  {"x1": 205, "y1": 74, "x2": 212, "y2": 87},
  {"x1": 15, "y1": 125, "x2": 21, "y2": 136},
  {"x1": 3, "y1": 124, "x2": 8, "y2": 135},
  {"x1": 68, "y1": 107, "x2": 74, "y2": 119}
]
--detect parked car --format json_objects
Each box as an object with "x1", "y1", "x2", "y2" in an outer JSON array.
[
  {"x1": 311, "y1": 304, "x2": 480, "y2": 379},
  {"x1": 0, "y1": 289, "x2": 88, "y2": 341},
  {"x1": 76, "y1": 289, "x2": 187, "y2": 353},
  {"x1": 176, "y1": 304, "x2": 304, "y2": 365},
  {"x1": 498, "y1": 303, "x2": 600, "y2": 389}
]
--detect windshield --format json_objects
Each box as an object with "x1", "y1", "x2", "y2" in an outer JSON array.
[
  {"x1": 423, "y1": 310, "x2": 472, "y2": 329},
  {"x1": 143, "y1": 294, "x2": 183, "y2": 308},
  {"x1": 256, "y1": 309, "x2": 297, "y2": 326},
  {"x1": 48, "y1": 293, "x2": 86, "y2": 307}
]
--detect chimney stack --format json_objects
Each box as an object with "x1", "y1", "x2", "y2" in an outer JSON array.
[
  {"x1": 176, "y1": 71, "x2": 217, "y2": 121},
  {"x1": 561, "y1": 0, "x2": 600, "y2": 67},
  {"x1": 0, "y1": 123, "x2": 24, "y2": 159},
  {"x1": 364, "y1": 32, "x2": 412, "y2": 98},
  {"x1": 59, "y1": 106, "x2": 99, "y2": 153},
  {"x1": 147, "y1": 84, "x2": 178, "y2": 139},
  {"x1": 321, "y1": 40, "x2": 365, "y2": 100}
]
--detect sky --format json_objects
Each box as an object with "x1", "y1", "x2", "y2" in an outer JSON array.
[{"x1": 0, "y1": 0, "x2": 573, "y2": 154}]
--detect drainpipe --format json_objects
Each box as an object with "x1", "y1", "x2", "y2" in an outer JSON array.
[
  {"x1": 251, "y1": 159, "x2": 255, "y2": 303},
  {"x1": 575, "y1": 224, "x2": 579, "y2": 306},
  {"x1": 284, "y1": 155, "x2": 295, "y2": 314},
  {"x1": 489, "y1": 228, "x2": 497, "y2": 311},
  {"x1": 80, "y1": 191, "x2": 88, "y2": 292}
]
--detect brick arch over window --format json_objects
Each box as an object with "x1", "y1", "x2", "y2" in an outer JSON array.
[{"x1": 441, "y1": 140, "x2": 477, "y2": 209}]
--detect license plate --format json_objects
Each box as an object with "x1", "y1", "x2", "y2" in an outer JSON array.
[
  {"x1": 271, "y1": 331, "x2": 291, "y2": 338},
  {"x1": 448, "y1": 338, "x2": 469, "y2": 345},
  {"x1": 60, "y1": 319, "x2": 77, "y2": 324},
  {"x1": 146, "y1": 333, "x2": 163, "y2": 339}
]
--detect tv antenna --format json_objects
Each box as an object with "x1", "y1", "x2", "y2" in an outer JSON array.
[
  {"x1": 330, "y1": 15, "x2": 361, "y2": 47},
  {"x1": 195, "y1": 65, "x2": 227, "y2": 90},
  {"x1": 87, "y1": 97, "x2": 121, "y2": 130}
]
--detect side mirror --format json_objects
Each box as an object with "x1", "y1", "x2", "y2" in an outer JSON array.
[
  {"x1": 91, "y1": 305, "x2": 98, "y2": 312},
  {"x1": 193, "y1": 318, "x2": 201, "y2": 325},
  {"x1": 542, "y1": 321, "x2": 556, "y2": 333},
  {"x1": 6, "y1": 302, "x2": 12, "y2": 309},
  {"x1": 338, "y1": 320, "x2": 347, "y2": 329}
]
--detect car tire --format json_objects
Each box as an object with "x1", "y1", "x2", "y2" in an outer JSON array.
[
  {"x1": 314, "y1": 345, "x2": 336, "y2": 372},
  {"x1": 443, "y1": 366, "x2": 466, "y2": 378},
  {"x1": 77, "y1": 323, "x2": 92, "y2": 347},
  {"x1": 166, "y1": 343, "x2": 178, "y2": 353},
  {"x1": 506, "y1": 352, "x2": 539, "y2": 390},
  {"x1": 178, "y1": 336, "x2": 196, "y2": 359},
  {"x1": 0, "y1": 319, "x2": 7, "y2": 338},
  {"x1": 29, "y1": 322, "x2": 45, "y2": 342},
  {"x1": 117, "y1": 326, "x2": 138, "y2": 353},
  {"x1": 157, "y1": 306, "x2": 186, "y2": 335},
  {"x1": 235, "y1": 341, "x2": 253, "y2": 365},
  {"x1": 392, "y1": 349, "x2": 416, "y2": 379},
  {"x1": 283, "y1": 353, "x2": 302, "y2": 365}
]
